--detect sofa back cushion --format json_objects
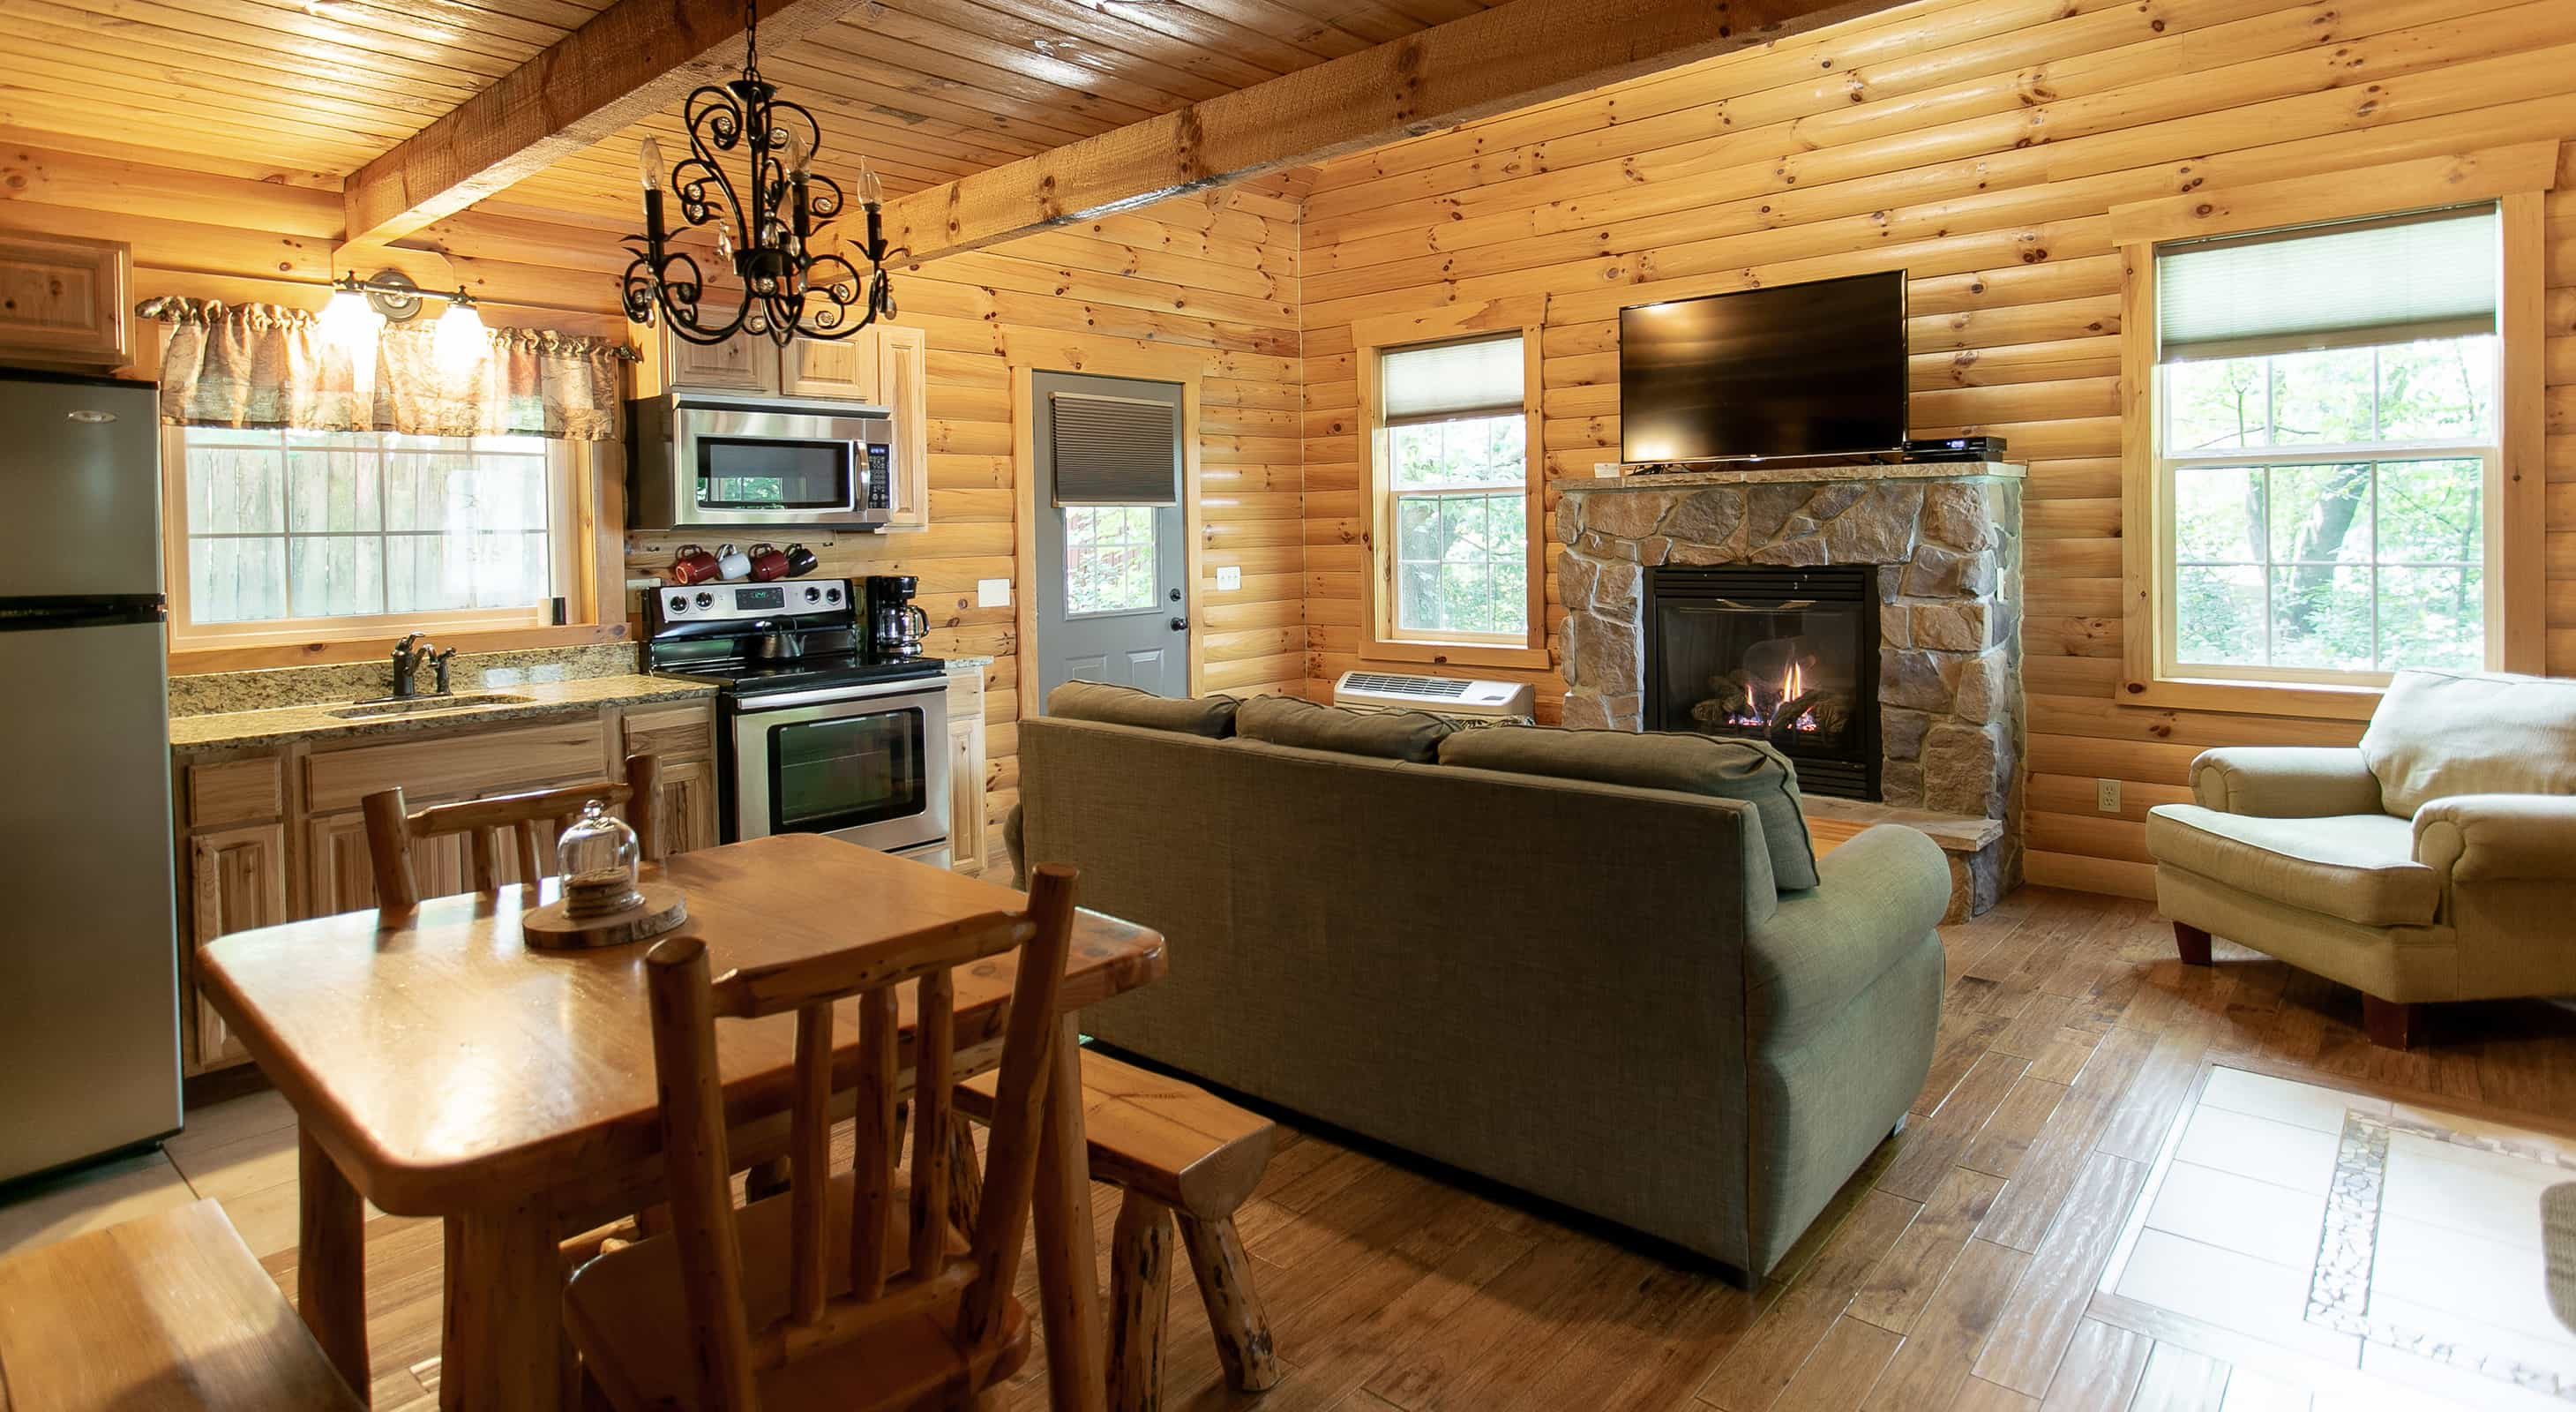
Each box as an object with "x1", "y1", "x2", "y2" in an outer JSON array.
[
  {"x1": 1236, "y1": 695, "x2": 1458, "y2": 762},
  {"x1": 2361, "y1": 670, "x2": 2576, "y2": 816},
  {"x1": 1438, "y1": 726, "x2": 1820, "y2": 890},
  {"x1": 1047, "y1": 681, "x2": 1238, "y2": 737}
]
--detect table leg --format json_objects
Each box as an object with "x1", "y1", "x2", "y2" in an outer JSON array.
[
  {"x1": 298, "y1": 1129, "x2": 371, "y2": 1405},
  {"x1": 440, "y1": 1197, "x2": 564, "y2": 1412},
  {"x1": 1032, "y1": 1015, "x2": 1108, "y2": 1412}
]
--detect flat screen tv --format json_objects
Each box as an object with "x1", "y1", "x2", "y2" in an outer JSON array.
[{"x1": 1619, "y1": 270, "x2": 1909, "y2": 462}]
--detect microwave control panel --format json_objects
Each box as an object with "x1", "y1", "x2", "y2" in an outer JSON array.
[{"x1": 865, "y1": 444, "x2": 893, "y2": 510}]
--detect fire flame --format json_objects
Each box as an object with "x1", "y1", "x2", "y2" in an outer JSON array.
[{"x1": 1783, "y1": 660, "x2": 1805, "y2": 702}]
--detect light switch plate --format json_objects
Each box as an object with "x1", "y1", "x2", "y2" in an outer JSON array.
[
  {"x1": 977, "y1": 577, "x2": 1010, "y2": 608},
  {"x1": 2096, "y1": 778, "x2": 2122, "y2": 814},
  {"x1": 1216, "y1": 566, "x2": 1243, "y2": 591}
]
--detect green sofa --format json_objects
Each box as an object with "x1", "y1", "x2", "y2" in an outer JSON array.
[{"x1": 1009, "y1": 688, "x2": 1951, "y2": 1281}]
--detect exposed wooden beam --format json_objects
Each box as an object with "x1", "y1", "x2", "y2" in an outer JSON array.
[
  {"x1": 882, "y1": 0, "x2": 1907, "y2": 264},
  {"x1": 341, "y1": 0, "x2": 878, "y2": 246}
]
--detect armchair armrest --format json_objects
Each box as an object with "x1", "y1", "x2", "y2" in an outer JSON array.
[
  {"x1": 2412, "y1": 794, "x2": 2576, "y2": 882},
  {"x1": 2190, "y1": 747, "x2": 2383, "y2": 818},
  {"x1": 1746, "y1": 824, "x2": 1948, "y2": 1050}
]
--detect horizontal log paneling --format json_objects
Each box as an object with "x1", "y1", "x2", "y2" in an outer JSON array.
[
  {"x1": 1296, "y1": 0, "x2": 2574, "y2": 894},
  {"x1": 0, "y1": 143, "x2": 1306, "y2": 840}
]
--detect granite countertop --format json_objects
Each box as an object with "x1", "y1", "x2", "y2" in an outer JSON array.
[
  {"x1": 169, "y1": 673, "x2": 718, "y2": 750},
  {"x1": 1570, "y1": 459, "x2": 2026, "y2": 490}
]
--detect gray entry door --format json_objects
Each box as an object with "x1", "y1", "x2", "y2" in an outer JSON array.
[{"x1": 1033, "y1": 371, "x2": 1187, "y2": 703}]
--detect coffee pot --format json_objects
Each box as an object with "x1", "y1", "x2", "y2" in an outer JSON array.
[{"x1": 865, "y1": 575, "x2": 930, "y2": 659}]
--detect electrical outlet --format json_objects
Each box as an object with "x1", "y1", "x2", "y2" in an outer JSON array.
[
  {"x1": 977, "y1": 577, "x2": 1010, "y2": 608},
  {"x1": 1216, "y1": 566, "x2": 1242, "y2": 591},
  {"x1": 2095, "y1": 777, "x2": 2122, "y2": 814}
]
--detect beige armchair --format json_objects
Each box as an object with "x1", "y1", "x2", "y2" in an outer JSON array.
[{"x1": 2145, "y1": 669, "x2": 2576, "y2": 1048}]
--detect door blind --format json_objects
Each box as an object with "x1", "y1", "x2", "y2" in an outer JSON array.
[
  {"x1": 1051, "y1": 392, "x2": 1179, "y2": 507},
  {"x1": 2157, "y1": 205, "x2": 2499, "y2": 363}
]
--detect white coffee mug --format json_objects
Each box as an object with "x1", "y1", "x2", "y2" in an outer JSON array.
[{"x1": 715, "y1": 544, "x2": 753, "y2": 582}]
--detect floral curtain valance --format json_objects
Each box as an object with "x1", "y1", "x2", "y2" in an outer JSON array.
[{"x1": 142, "y1": 297, "x2": 636, "y2": 442}]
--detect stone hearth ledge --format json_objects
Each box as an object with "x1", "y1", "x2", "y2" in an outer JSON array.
[{"x1": 1555, "y1": 463, "x2": 2026, "y2": 916}]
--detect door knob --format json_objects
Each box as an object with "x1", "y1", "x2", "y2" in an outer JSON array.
[{"x1": 1170, "y1": 615, "x2": 1189, "y2": 632}]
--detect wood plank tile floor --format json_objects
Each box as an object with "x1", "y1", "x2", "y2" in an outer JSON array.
[{"x1": 7, "y1": 885, "x2": 2574, "y2": 1410}]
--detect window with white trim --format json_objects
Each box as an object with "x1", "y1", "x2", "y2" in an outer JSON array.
[
  {"x1": 1377, "y1": 333, "x2": 1531, "y2": 642},
  {"x1": 168, "y1": 427, "x2": 580, "y2": 644},
  {"x1": 2157, "y1": 206, "x2": 2501, "y2": 683}
]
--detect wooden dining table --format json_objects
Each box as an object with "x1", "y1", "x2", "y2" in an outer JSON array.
[{"x1": 198, "y1": 832, "x2": 1168, "y2": 1412}]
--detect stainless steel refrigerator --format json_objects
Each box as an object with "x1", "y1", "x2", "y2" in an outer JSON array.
[{"x1": 0, "y1": 371, "x2": 182, "y2": 1185}]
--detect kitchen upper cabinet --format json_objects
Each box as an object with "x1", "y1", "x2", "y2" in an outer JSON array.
[
  {"x1": 783, "y1": 332, "x2": 879, "y2": 401},
  {"x1": 878, "y1": 325, "x2": 930, "y2": 532},
  {"x1": 184, "y1": 822, "x2": 286, "y2": 1070},
  {"x1": 0, "y1": 231, "x2": 130, "y2": 369},
  {"x1": 665, "y1": 330, "x2": 774, "y2": 394}
]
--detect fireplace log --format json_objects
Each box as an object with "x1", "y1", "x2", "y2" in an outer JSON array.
[{"x1": 1766, "y1": 689, "x2": 1852, "y2": 742}]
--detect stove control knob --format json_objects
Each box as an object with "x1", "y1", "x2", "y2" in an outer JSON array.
[
  {"x1": 693, "y1": 591, "x2": 715, "y2": 609},
  {"x1": 824, "y1": 587, "x2": 842, "y2": 604},
  {"x1": 804, "y1": 585, "x2": 822, "y2": 604},
  {"x1": 665, "y1": 593, "x2": 687, "y2": 614}
]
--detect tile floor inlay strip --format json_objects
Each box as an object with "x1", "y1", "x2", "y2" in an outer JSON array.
[{"x1": 2303, "y1": 1100, "x2": 2576, "y2": 1402}]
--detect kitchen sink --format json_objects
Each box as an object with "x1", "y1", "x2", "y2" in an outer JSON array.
[{"x1": 327, "y1": 692, "x2": 536, "y2": 720}]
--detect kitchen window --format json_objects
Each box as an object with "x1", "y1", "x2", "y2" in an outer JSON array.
[
  {"x1": 1362, "y1": 324, "x2": 1545, "y2": 666},
  {"x1": 166, "y1": 426, "x2": 582, "y2": 644},
  {"x1": 2136, "y1": 200, "x2": 2512, "y2": 701}
]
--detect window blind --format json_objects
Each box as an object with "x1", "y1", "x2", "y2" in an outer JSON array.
[
  {"x1": 1381, "y1": 334, "x2": 1524, "y2": 425},
  {"x1": 1050, "y1": 392, "x2": 1179, "y2": 507},
  {"x1": 2157, "y1": 205, "x2": 2498, "y2": 363}
]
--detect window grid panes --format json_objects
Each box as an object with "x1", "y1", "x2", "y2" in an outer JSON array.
[
  {"x1": 181, "y1": 429, "x2": 558, "y2": 627},
  {"x1": 2161, "y1": 334, "x2": 2494, "y2": 680},
  {"x1": 1387, "y1": 414, "x2": 1529, "y2": 639},
  {"x1": 1063, "y1": 504, "x2": 1159, "y2": 616}
]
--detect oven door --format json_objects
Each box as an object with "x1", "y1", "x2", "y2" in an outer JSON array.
[
  {"x1": 674, "y1": 398, "x2": 889, "y2": 529},
  {"x1": 728, "y1": 680, "x2": 949, "y2": 854}
]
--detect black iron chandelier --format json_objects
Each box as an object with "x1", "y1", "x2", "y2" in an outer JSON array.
[{"x1": 621, "y1": 0, "x2": 896, "y2": 345}]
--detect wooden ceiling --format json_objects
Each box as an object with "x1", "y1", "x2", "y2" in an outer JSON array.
[{"x1": 0, "y1": 0, "x2": 1508, "y2": 222}]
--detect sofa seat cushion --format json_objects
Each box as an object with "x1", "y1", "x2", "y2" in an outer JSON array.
[
  {"x1": 1236, "y1": 694, "x2": 1457, "y2": 762},
  {"x1": 2145, "y1": 805, "x2": 2439, "y2": 927},
  {"x1": 1439, "y1": 725, "x2": 1819, "y2": 890},
  {"x1": 1048, "y1": 681, "x2": 1238, "y2": 737},
  {"x1": 2360, "y1": 669, "x2": 2576, "y2": 816}
]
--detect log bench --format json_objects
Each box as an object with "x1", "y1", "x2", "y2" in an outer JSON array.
[{"x1": 954, "y1": 1048, "x2": 1283, "y2": 1411}]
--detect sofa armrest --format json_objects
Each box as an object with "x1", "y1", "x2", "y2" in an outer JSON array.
[
  {"x1": 2412, "y1": 794, "x2": 2576, "y2": 882},
  {"x1": 1746, "y1": 824, "x2": 1949, "y2": 1050},
  {"x1": 2190, "y1": 747, "x2": 2384, "y2": 818}
]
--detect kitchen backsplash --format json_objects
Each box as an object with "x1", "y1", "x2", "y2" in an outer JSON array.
[{"x1": 168, "y1": 643, "x2": 647, "y2": 717}]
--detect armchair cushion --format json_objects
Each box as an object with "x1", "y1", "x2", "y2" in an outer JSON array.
[
  {"x1": 2412, "y1": 793, "x2": 2576, "y2": 883},
  {"x1": 2145, "y1": 805, "x2": 2438, "y2": 928},
  {"x1": 2359, "y1": 670, "x2": 2576, "y2": 817},
  {"x1": 2190, "y1": 747, "x2": 2384, "y2": 818}
]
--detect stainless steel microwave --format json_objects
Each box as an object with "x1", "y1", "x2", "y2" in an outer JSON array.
[{"x1": 628, "y1": 392, "x2": 897, "y2": 530}]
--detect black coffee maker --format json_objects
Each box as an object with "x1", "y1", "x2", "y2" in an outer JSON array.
[{"x1": 864, "y1": 575, "x2": 930, "y2": 659}]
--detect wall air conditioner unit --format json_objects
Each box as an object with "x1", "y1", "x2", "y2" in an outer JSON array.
[{"x1": 1331, "y1": 670, "x2": 1537, "y2": 722}]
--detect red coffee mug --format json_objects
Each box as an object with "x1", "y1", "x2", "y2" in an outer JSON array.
[
  {"x1": 670, "y1": 544, "x2": 720, "y2": 585},
  {"x1": 747, "y1": 543, "x2": 790, "y2": 582}
]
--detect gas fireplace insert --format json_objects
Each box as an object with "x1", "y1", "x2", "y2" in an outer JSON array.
[{"x1": 1644, "y1": 565, "x2": 1880, "y2": 800}]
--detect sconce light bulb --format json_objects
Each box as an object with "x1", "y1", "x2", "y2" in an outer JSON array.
[{"x1": 637, "y1": 137, "x2": 665, "y2": 192}]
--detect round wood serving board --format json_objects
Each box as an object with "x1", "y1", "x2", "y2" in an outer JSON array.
[{"x1": 522, "y1": 882, "x2": 689, "y2": 950}]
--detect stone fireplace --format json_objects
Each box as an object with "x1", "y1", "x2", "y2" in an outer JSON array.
[{"x1": 1557, "y1": 462, "x2": 2026, "y2": 913}]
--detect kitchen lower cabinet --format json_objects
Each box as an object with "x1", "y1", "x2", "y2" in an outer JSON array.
[
  {"x1": 653, "y1": 758, "x2": 723, "y2": 856},
  {"x1": 946, "y1": 665, "x2": 988, "y2": 876},
  {"x1": 183, "y1": 823, "x2": 287, "y2": 1070},
  {"x1": 173, "y1": 695, "x2": 721, "y2": 1074}
]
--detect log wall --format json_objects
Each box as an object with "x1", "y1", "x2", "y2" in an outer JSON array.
[
  {"x1": 0, "y1": 132, "x2": 1309, "y2": 839},
  {"x1": 1292, "y1": 0, "x2": 2576, "y2": 898}
]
